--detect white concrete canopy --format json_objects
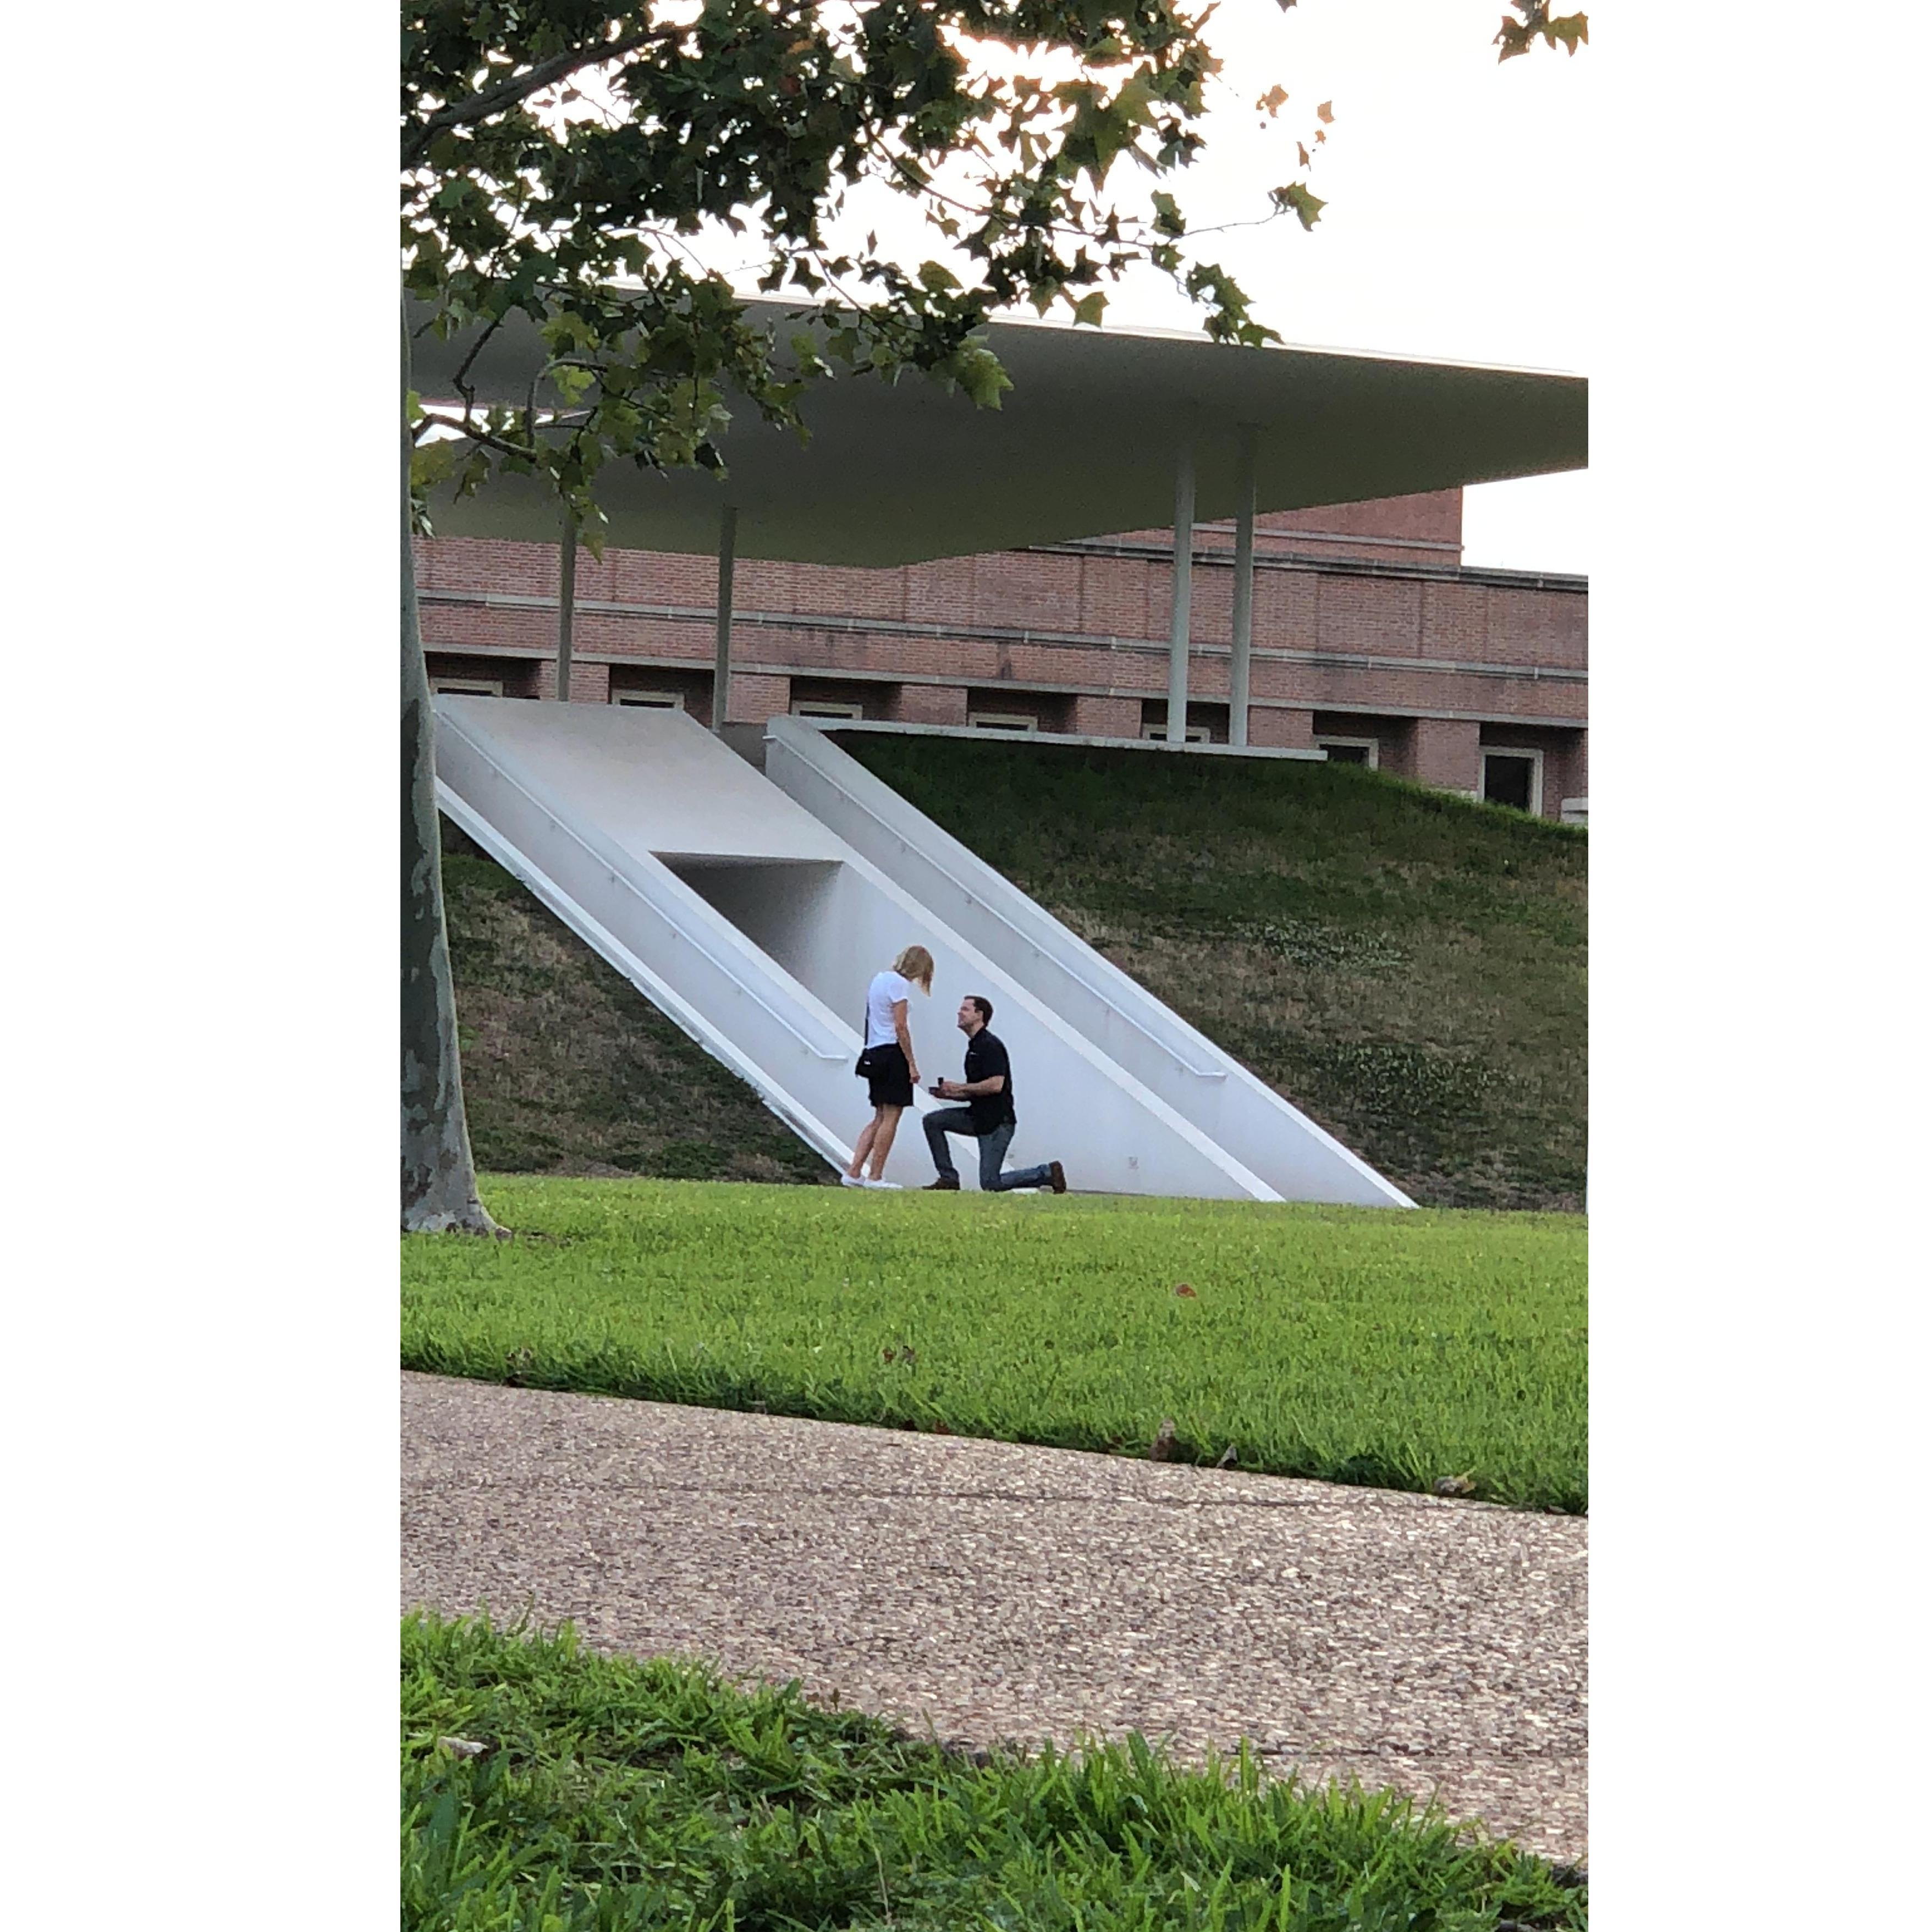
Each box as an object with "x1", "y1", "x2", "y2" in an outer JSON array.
[{"x1": 409, "y1": 299, "x2": 1586, "y2": 568}]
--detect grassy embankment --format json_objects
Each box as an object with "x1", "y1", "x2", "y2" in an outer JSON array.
[
  {"x1": 437, "y1": 739, "x2": 1584, "y2": 1212},
  {"x1": 403, "y1": 1177, "x2": 1586, "y2": 1512},
  {"x1": 439, "y1": 823, "x2": 828, "y2": 1186},
  {"x1": 405, "y1": 1613, "x2": 1588, "y2": 1931},
  {"x1": 845, "y1": 737, "x2": 1587, "y2": 1214}
]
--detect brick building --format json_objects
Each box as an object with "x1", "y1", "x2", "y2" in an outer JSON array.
[{"x1": 417, "y1": 483, "x2": 1586, "y2": 821}]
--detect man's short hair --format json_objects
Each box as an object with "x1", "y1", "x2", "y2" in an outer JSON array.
[{"x1": 967, "y1": 994, "x2": 994, "y2": 1025}]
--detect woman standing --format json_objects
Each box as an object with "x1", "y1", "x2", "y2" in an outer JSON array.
[{"x1": 844, "y1": 944, "x2": 933, "y2": 1189}]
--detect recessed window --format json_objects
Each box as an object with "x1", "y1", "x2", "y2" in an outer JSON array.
[
  {"x1": 1481, "y1": 748, "x2": 1545, "y2": 816},
  {"x1": 1317, "y1": 736, "x2": 1378, "y2": 768},
  {"x1": 968, "y1": 711, "x2": 1038, "y2": 733},
  {"x1": 1141, "y1": 722, "x2": 1211, "y2": 744},
  {"x1": 791, "y1": 700, "x2": 865, "y2": 721},
  {"x1": 613, "y1": 690, "x2": 685, "y2": 709},
  {"x1": 432, "y1": 676, "x2": 503, "y2": 698}
]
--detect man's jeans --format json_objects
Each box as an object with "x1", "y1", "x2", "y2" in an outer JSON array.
[{"x1": 923, "y1": 1108, "x2": 1054, "y2": 1191}]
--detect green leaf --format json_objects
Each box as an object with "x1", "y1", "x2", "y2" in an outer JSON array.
[
  {"x1": 1070, "y1": 290, "x2": 1107, "y2": 327},
  {"x1": 1272, "y1": 182, "x2": 1326, "y2": 230},
  {"x1": 951, "y1": 345, "x2": 1012, "y2": 411},
  {"x1": 916, "y1": 260, "x2": 960, "y2": 293},
  {"x1": 410, "y1": 442, "x2": 456, "y2": 489}
]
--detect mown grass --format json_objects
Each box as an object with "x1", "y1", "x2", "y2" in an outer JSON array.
[
  {"x1": 441, "y1": 822, "x2": 831, "y2": 1186},
  {"x1": 404, "y1": 1177, "x2": 1586, "y2": 1512},
  {"x1": 404, "y1": 1612, "x2": 1587, "y2": 1931},
  {"x1": 842, "y1": 737, "x2": 1587, "y2": 1214}
]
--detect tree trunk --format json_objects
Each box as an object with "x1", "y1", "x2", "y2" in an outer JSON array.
[{"x1": 401, "y1": 322, "x2": 500, "y2": 1235}]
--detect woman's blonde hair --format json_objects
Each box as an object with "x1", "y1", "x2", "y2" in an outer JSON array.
[{"x1": 893, "y1": 944, "x2": 935, "y2": 992}]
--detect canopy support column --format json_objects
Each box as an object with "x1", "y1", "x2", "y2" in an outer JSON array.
[
  {"x1": 712, "y1": 503, "x2": 738, "y2": 736},
  {"x1": 1165, "y1": 445, "x2": 1195, "y2": 745},
  {"x1": 553, "y1": 507, "x2": 577, "y2": 701},
  {"x1": 1229, "y1": 429, "x2": 1257, "y2": 748}
]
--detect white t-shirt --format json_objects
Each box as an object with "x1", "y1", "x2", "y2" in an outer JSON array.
[{"x1": 865, "y1": 969, "x2": 912, "y2": 1048}]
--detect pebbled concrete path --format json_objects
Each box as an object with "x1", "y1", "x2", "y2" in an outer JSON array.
[{"x1": 401, "y1": 1372, "x2": 1586, "y2": 1864}]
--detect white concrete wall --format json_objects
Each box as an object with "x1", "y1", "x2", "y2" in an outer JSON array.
[
  {"x1": 764, "y1": 715, "x2": 1413, "y2": 1208},
  {"x1": 434, "y1": 697, "x2": 1283, "y2": 1199}
]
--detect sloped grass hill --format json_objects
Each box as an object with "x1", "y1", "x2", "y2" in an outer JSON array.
[
  {"x1": 438, "y1": 822, "x2": 830, "y2": 1185},
  {"x1": 843, "y1": 737, "x2": 1586, "y2": 1213}
]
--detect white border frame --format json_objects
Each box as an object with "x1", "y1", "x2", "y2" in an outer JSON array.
[
  {"x1": 1480, "y1": 746, "x2": 1546, "y2": 817},
  {"x1": 1316, "y1": 734, "x2": 1380, "y2": 769}
]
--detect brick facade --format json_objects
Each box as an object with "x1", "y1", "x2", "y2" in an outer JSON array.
[{"x1": 419, "y1": 487, "x2": 1588, "y2": 815}]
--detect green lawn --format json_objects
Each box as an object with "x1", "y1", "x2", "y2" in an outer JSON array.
[
  {"x1": 404, "y1": 1177, "x2": 1586, "y2": 1512},
  {"x1": 843, "y1": 737, "x2": 1587, "y2": 1213},
  {"x1": 404, "y1": 1612, "x2": 1587, "y2": 1931}
]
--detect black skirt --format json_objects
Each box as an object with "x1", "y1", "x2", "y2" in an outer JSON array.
[{"x1": 864, "y1": 1042, "x2": 915, "y2": 1108}]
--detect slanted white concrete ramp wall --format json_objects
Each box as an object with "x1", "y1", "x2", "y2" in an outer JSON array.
[
  {"x1": 764, "y1": 715, "x2": 1413, "y2": 1209},
  {"x1": 432, "y1": 697, "x2": 1282, "y2": 1199}
]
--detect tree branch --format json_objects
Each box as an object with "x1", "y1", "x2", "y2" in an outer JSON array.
[{"x1": 403, "y1": 22, "x2": 684, "y2": 163}]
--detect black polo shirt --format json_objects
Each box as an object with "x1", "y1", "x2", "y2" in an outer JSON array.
[{"x1": 963, "y1": 1029, "x2": 1017, "y2": 1133}]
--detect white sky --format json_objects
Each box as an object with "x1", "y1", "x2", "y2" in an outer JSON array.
[
  {"x1": 1083, "y1": 0, "x2": 1597, "y2": 574},
  {"x1": 851, "y1": 1, "x2": 1595, "y2": 571},
  {"x1": 557, "y1": 1, "x2": 1597, "y2": 573}
]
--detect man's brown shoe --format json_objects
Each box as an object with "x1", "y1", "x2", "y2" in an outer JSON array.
[
  {"x1": 924, "y1": 1175, "x2": 960, "y2": 1191},
  {"x1": 1047, "y1": 1160, "x2": 1067, "y2": 1194}
]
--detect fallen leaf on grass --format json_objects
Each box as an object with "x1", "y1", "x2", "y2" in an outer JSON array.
[
  {"x1": 1215, "y1": 1444, "x2": 1238, "y2": 1468},
  {"x1": 1433, "y1": 1473, "x2": 1477, "y2": 1497},
  {"x1": 1149, "y1": 1417, "x2": 1177, "y2": 1461},
  {"x1": 1174, "y1": 1283, "x2": 1198, "y2": 1298}
]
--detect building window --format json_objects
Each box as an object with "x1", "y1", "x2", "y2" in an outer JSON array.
[
  {"x1": 612, "y1": 689, "x2": 685, "y2": 709},
  {"x1": 1141, "y1": 722, "x2": 1212, "y2": 744},
  {"x1": 1317, "y1": 736, "x2": 1378, "y2": 768},
  {"x1": 1481, "y1": 748, "x2": 1545, "y2": 816},
  {"x1": 968, "y1": 711, "x2": 1038, "y2": 733},
  {"x1": 432, "y1": 676, "x2": 503, "y2": 698},
  {"x1": 791, "y1": 700, "x2": 865, "y2": 721}
]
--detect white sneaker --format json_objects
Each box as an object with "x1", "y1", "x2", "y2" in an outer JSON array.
[
  {"x1": 839, "y1": 1174, "x2": 866, "y2": 1187},
  {"x1": 860, "y1": 1178, "x2": 902, "y2": 1190}
]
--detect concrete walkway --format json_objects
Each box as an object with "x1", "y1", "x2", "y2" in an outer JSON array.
[{"x1": 401, "y1": 1372, "x2": 1587, "y2": 1865}]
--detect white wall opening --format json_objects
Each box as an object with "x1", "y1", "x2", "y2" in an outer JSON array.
[
  {"x1": 613, "y1": 689, "x2": 686, "y2": 709},
  {"x1": 433, "y1": 676, "x2": 504, "y2": 698},
  {"x1": 968, "y1": 711, "x2": 1039, "y2": 733},
  {"x1": 1317, "y1": 735, "x2": 1379, "y2": 768},
  {"x1": 1141, "y1": 722, "x2": 1211, "y2": 744},
  {"x1": 1480, "y1": 747, "x2": 1545, "y2": 816},
  {"x1": 792, "y1": 700, "x2": 865, "y2": 722}
]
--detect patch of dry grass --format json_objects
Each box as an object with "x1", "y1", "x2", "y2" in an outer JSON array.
[{"x1": 441, "y1": 824, "x2": 830, "y2": 1186}]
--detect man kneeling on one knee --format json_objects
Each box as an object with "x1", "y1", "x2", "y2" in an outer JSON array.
[{"x1": 923, "y1": 995, "x2": 1067, "y2": 1194}]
